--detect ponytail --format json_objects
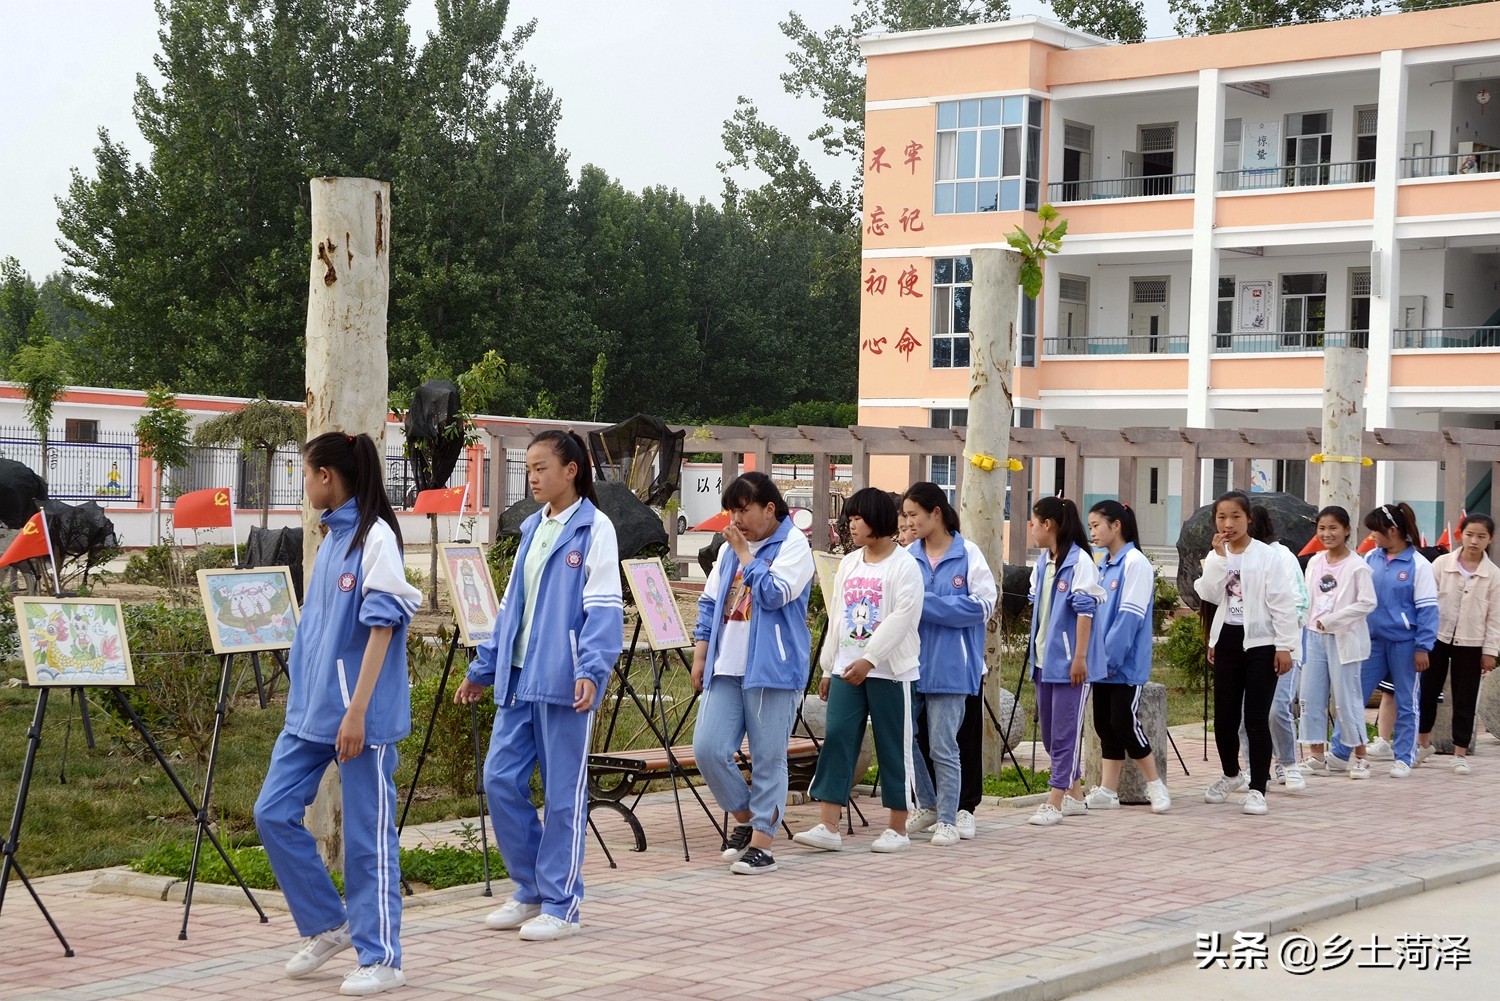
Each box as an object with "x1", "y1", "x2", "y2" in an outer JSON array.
[
  {"x1": 1088, "y1": 499, "x2": 1139, "y2": 548},
  {"x1": 1033, "y1": 496, "x2": 1091, "y2": 562},
  {"x1": 1364, "y1": 501, "x2": 1420, "y2": 546},
  {"x1": 530, "y1": 429, "x2": 597, "y2": 505},
  {"x1": 303, "y1": 431, "x2": 403, "y2": 558},
  {"x1": 903, "y1": 481, "x2": 960, "y2": 534}
]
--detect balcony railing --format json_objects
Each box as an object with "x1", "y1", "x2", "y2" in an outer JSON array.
[
  {"x1": 1046, "y1": 173, "x2": 1195, "y2": 202},
  {"x1": 1044, "y1": 334, "x2": 1188, "y2": 356},
  {"x1": 1395, "y1": 326, "x2": 1500, "y2": 349},
  {"x1": 1401, "y1": 152, "x2": 1500, "y2": 179},
  {"x1": 1218, "y1": 160, "x2": 1375, "y2": 191},
  {"x1": 1213, "y1": 330, "x2": 1368, "y2": 353}
]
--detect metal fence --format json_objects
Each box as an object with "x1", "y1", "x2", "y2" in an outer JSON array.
[
  {"x1": 1395, "y1": 326, "x2": 1500, "y2": 349},
  {"x1": 1218, "y1": 160, "x2": 1374, "y2": 191},
  {"x1": 1212, "y1": 329, "x2": 1369, "y2": 353},
  {"x1": 1043, "y1": 334, "x2": 1189, "y2": 356},
  {"x1": 0, "y1": 425, "x2": 139, "y2": 502},
  {"x1": 1046, "y1": 173, "x2": 1195, "y2": 202}
]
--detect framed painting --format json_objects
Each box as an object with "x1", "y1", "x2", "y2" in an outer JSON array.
[
  {"x1": 17, "y1": 597, "x2": 134, "y2": 687},
  {"x1": 197, "y1": 567, "x2": 300, "y2": 655},
  {"x1": 622, "y1": 558, "x2": 692, "y2": 651},
  {"x1": 437, "y1": 543, "x2": 500, "y2": 648}
]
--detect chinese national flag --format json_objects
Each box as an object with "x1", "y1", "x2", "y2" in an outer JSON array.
[
  {"x1": 174, "y1": 487, "x2": 234, "y2": 529},
  {"x1": 413, "y1": 485, "x2": 467, "y2": 515},
  {"x1": 0, "y1": 513, "x2": 50, "y2": 567}
]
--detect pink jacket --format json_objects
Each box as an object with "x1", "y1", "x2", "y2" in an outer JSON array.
[{"x1": 1432, "y1": 551, "x2": 1500, "y2": 656}]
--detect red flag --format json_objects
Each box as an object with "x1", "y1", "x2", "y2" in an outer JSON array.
[
  {"x1": 1356, "y1": 532, "x2": 1380, "y2": 555},
  {"x1": 413, "y1": 485, "x2": 467, "y2": 515},
  {"x1": 1299, "y1": 535, "x2": 1326, "y2": 557},
  {"x1": 174, "y1": 487, "x2": 234, "y2": 529},
  {"x1": 0, "y1": 513, "x2": 50, "y2": 567}
]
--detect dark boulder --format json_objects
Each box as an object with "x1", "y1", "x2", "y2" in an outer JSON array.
[
  {"x1": 0, "y1": 457, "x2": 46, "y2": 529},
  {"x1": 1175, "y1": 491, "x2": 1317, "y2": 610},
  {"x1": 499, "y1": 480, "x2": 667, "y2": 561},
  {"x1": 246, "y1": 526, "x2": 306, "y2": 603}
]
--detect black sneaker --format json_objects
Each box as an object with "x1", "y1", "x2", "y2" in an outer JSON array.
[
  {"x1": 730, "y1": 846, "x2": 777, "y2": 875},
  {"x1": 720, "y1": 824, "x2": 753, "y2": 861}
]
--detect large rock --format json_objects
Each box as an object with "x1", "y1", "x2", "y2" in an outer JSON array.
[
  {"x1": 1176, "y1": 491, "x2": 1317, "y2": 610},
  {"x1": 246, "y1": 526, "x2": 306, "y2": 603},
  {"x1": 998, "y1": 564, "x2": 1031, "y2": 625},
  {"x1": 1425, "y1": 672, "x2": 1455, "y2": 755},
  {"x1": 0, "y1": 458, "x2": 46, "y2": 530},
  {"x1": 1082, "y1": 682, "x2": 1171, "y2": 803},
  {"x1": 698, "y1": 533, "x2": 725, "y2": 577},
  {"x1": 499, "y1": 480, "x2": 667, "y2": 560},
  {"x1": 1479, "y1": 673, "x2": 1500, "y2": 750}
]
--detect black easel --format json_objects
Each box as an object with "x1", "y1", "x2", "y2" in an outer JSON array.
[
  {"x1": 0, "y1": 688, "x2": 75, "y2": 957},
  {"x1": 397, "y1": 630, "x2": 493, "y2": 895},
  {"x1": 110, "y1": 686, "x2": 266, "y2": 934},
  {"x1": 56, "y1": 687, "x2": 97, "y2": 784},
  {"x1": 981, "y1": 692, "x2": 1033, "y2": 793},
  {"x1": 248, "y1": 649, "x2": 290, "y2": 709}
]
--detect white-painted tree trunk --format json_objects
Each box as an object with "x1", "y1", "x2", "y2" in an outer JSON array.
[
  {"x1": 965, "y1": 248, "x2": 1023, "y2": 774},
  {"x1": 1318, "y1": 347, "x2": 1368, "y2": 517},
  {"x1": 303, "y1": 177, "x2": 392, "y2": 872}
]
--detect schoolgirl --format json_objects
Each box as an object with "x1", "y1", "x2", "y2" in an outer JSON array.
[
  {"x1": 255, "y1": 432, "x2": 421, "y2": 997},
  {"x1": 456, "y1": 430, "x2": 623, "y2": 939},
  {"x1": 793, "y1": 488, "x2": 925, "y2": 853},
  {"x1": 1416, "y1": 513, "x2": 1500, "y2": 773},
  {"x1": 900, "y1": 482, "x2": 997, "y2": 846},
  {"x1": 1329, "y1": 502, "x2": 1437, "y2": 777},
  {"x1": 1297, "y1": 506, "x2": 1377, "y2": 780},
  {"x1": 1025, "y1": 497, "x2": 1103, "y2": 827},
  {"x1": 1195, "y1": 490, "x2": 1300, "y2": 816},
  {"x1": 1082, "y1": 500, "x2": 1170, "y2": 814},
  {"x1": 691, "y1": 472, "x2": 814, "y2": 875}
]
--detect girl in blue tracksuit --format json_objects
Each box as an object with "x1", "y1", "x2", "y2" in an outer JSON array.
[
  {"x1": 456, "y1": 431, "x2": 623, "y2": 940},
  {"x1": 1083, "y1": 500, "x2": 1170, "y2": 814},
  {"x1": 255, "y1": 432, "x2": 421, "y2": 998},
  {"x1": 1026, "y1": 496, "x2": 1102, "y2": 827},
  {"x1": 901, "y1": 481, "x2": 996, "y2": 847},
  {"x1": 1331, "y1": 502, "x2": 1437, "y2": 777},
  {"x1": 691, "y1": 471, "x2": 814, "y2": 876}
]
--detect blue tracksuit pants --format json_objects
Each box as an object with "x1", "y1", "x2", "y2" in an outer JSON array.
[
  {"x1": 484, "y1": 683, "x2": 593, "y2": 924},
  {"x1": 1331, "y1": 637, "x2": 1420, "y2": 766},
  {"x1": 255, "y1": 731, "x2": 402, "y2": 968}
]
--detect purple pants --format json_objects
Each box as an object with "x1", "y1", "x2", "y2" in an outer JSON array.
[{"x1": 1036, "y1": 680, "x2": 1091, "y2": 790}]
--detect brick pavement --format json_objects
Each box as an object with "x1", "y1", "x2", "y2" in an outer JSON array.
[{"x1": 4, "y1": 728, "x2": 1499, "y2": 1001}]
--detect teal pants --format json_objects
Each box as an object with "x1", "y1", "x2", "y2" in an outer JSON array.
[{"x1": 808, "y1": 675, "x2": 913, "y2": 811}]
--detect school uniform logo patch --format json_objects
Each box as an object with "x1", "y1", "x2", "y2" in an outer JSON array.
[
  {"x1": 338, "y1": 572, "x2": 356, "y2": 592},
  {"x1": 1109, "y1": 579, "x2": 1119, "y2": 590},
  {"x1": 566, "y1": 550, "x2": 583, "y2": 568},
  {"x1": 1398, "y1": 570, "x2": 1409, "y2": 581},
  {"x1": 1057, "y1": 579, "x2": 1069, "y2": 592},
  {"x1": 952, "y1": 574, "x2": 966, "y2": 589}
]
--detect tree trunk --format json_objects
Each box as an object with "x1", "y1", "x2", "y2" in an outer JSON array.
[
  {"x1": 1318, "y1": 347, "x2": 1368, "y2": 517},
  {"x1": 302, "y1": 176, "x2": 392, "y2": 872},
  {"x1": 262, "y1": 446, "x2": 274, "y2": 529},
  {"x1": 964, "y1": 248, "x2": 1023, "y2": 775},
  {"x1": 429, "y1": 514, "x2": 439, "y2": 610}
]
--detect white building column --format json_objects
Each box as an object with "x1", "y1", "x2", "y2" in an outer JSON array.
[
  {"x1": 1187, "y1": 68, "x2": 1223, "y2": 430},
  {"x1": 1370, "y1": 49, "x2": 1407, "y2": 497}
]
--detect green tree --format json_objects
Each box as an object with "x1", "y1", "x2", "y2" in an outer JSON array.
[
  {"x1": 192, "y1": 397, "x2": 307, "y2": 528},
  {"x1": 136, "y1": 386, "x2": 194, "y2": 541},
  {"x1": 0, "y1": 257, "x2": 40, "y2": 365},
  {"x1": 1168, "y1": 0, "x2": 1379, "y2": 35},
  {"x1": 10, "y1": 337, "x2": 70, "y2": 484},
  {"x1": 1050, "y1": 0, "x2": 1147, "y2": 41}
]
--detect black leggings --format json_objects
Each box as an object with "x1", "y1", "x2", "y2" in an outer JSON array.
[
  {"x1": 1213, "y1": 624, "x2": 1278, "y2": 794},
  {"x1": 1420, "y1": 640, "x2": 1484, "y2": 749},
  {"x1": 1093, "y1": 682, "x2": 1152, "y2": 760},
  {"x1": 916, "y1": 692, "x2": 984, "y2": 813}
]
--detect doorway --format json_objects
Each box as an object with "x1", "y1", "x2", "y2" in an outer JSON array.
[{"x1": 1134, "y1": 462, "x2": 1168, "y2": 545}]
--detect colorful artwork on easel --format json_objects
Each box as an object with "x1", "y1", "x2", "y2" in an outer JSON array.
[
  {"x1": 622, "y1": 558, "x2": 692, "y2": 650},
  {"x1": 437, "y1": 543, "x2": 500, "y2": 648},
  {"x1": 196, "y1": 568, "x2": 299, "y2": 655},
  {"x1": 17, "y1": 598, "x2": 135, "y2": 687}
]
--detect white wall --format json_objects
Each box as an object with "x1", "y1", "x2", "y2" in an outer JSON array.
[
  {"x1": 1442, "y1": 249, "x2": 1500, "y2": 327},
  {"x1": 1054, "y1": 90, "x2": 1199, "y2": 183},
  {"x1": 1450, "y1": 76, "x2": 1500, "y2": 151},
  {"x1": 1222, "y1": 71, "x2": 1380, "y2": 168}
]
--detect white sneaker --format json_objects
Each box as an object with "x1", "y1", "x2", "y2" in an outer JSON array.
[
  {"x1": 1084, "y1": 786, "x2": 1120, "y2": 810},
  {"x1": 1350, "y1": 757, "x2": 1371, "y2": 780},
  {"x1": 1416, "y1": 744, "x2": 1436, "y2": 766},
  {"x1": 1145, "y1": 779, "x2": 1171, "y2": 814},
  {"x1": 1283, "y1": 766, "x2": 1305, "y2": 792},
  {"x1": 339, "y1": 964, "x2": 405, "y2": 997},
  {"x1": 906, "y1": 808, "x2": 939, "y2": 834},
  {"x1": 870, "y1": 828, "x2": 910, "y2": 853},
  {"x1": 1061, "y1": 794, "x2": 1089, "y2": 816},
  {"x1": 518, "y1": 913, "x2": 579, "y2": 941},
  {"x1": 1028, "y1": 803, "x2": 1063, "y2": 826},
  {"x1": 1327, "y1": 754, "x2": 1351, "y2": 773},
  {"x1": 1390, "y1": 760, "x2": 1412, "y2": 779},
  {"x1": 1242, "y1": 789, "x2": 1268, "y2": 815},
  {"x1": 1367, "y1": 737, "x2": 1394, "y2": 761},
  {"x1": 1299, "y1": 756, "x2": 1329, "y2": 776},
  {"x1": 285, "y1": 922, "x2": 353, "y2": 978},
  {"x1": 792, "y1": 823, "x2": 843, "y2": 852},
  {"x1": 484, "y1": 898, "x2": 543, "y2": 930},
  {"x1": 1455, "y1": 757, "x2": 1472, "y2": 775},
  {"x1": 929, "y1": 822, "x2": 960, "y2": 847},
  {"x1": 1274, "y1": 763, "x2": 1287, "y2": 785},
  {"x1": 1204, "y1": 772, "x2": 1249, "y2": 804},
  {"x1": 955, "y1": 810, "x2": 977, "y2": 840}
]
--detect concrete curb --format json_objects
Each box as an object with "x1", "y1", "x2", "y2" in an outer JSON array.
[{"x1": 89, "y1": 867, "x2": 514, "y2": 912}]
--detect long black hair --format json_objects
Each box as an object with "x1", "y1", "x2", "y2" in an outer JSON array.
[
  {"x1": 1364, "y1": 501, "x2": 1419, "y2": 546},
  {"x1": 304, "y1": 431, "x2": 402, "y2": 558},
  {"x1": 1249, "y1": 505, "x2": 1278, "y2": 543},
  {"x1": 1032, "y1": 496, "x2": 1090, "y2": 563},
  {"x1": 530, "y1": 429, "x2": 597, "y2": 505},
  {"x1": 903, "y1": 481, "x2": 960, "y2": 534},
  {"x1": 1088, "y1": 499, "x2": 1139, "y2": 549}
]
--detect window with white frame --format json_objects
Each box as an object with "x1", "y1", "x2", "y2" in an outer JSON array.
[
  {"x1": 1216, "y1": 274, "x2": 1235, "y2": 349},
  {"x1": 935, "y1": 97, "x2": 1042, "y2": 214},
  {"x1": 1285, "y1": 111, "x2": 1332, "y2": 186},
  {"x1": 1280, "y1": 272, "x2": 1326, "y2": 349},
  {"x1": 929, "y1": 408, "x2": 968, "y2": 502},
  {"x1": 932, "y1": 257, "x2": 972, "y2": 368}
]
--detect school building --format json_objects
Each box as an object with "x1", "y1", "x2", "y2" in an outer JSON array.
[{"x1": 857, "y1": 3, "x2": 1500, "y2": 545}]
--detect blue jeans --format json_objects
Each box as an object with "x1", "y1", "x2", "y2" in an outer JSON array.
[
  {"x1": 692, "y1": 675, "x2": 800, "y2": 839},
  {"x1": 1241, "y1": 663, "x2": 1299, "y2": 767},
  {"x1": 1332, "y1": 637, "x2": 1418, "y2": 765},
  {"x1": 1298, "y1": 631, "x2": 1366, "y2": 751},
  {"x1": 909, "y1": 691, "x2": 966, "y2": 825}
]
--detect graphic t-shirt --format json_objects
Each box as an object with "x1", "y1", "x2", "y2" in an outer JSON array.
[
  {"x1": 711, "y1": 534, "x2": 773, "y2": 678},
  {"x1": 1224, "y1": 551, "x2": 1245, "y2": 626},
  {"x1": 1313, "y1": 553, "x2": 1354, "y2": 624},
  {"x1": 834, "y1": 553, "x2": 900, "y2": 675}
]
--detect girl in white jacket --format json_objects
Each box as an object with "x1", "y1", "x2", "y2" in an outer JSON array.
[
  {"x1": 1195, "y1": 491, "x2": 1301, "y2": 816},
  {"x1": 1298, "y1": 506, "x2": 1377, "y2": 780}
]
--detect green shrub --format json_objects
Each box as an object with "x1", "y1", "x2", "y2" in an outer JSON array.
[
  {"x1": 400, "y1": 636, "x2": 498, "y2": 798},
  {"x1": 404, "y1": 565, "x2": 426, "y2": 593},
  {"x1": 0, "y1": 585, "x2": 16, "y2": 661},
  {"x1": 1160, "y1": 612, "x2": 1208, "y2": 692},
  {"x1": 1152, "y1": 571, "x2": 1180, "y2": 634},
  {"x1": 982, "y1": 766, "x2": 1051, "y2": 798},
  {"x1": 109, "y1": 601, "x2": 224, "y2": 764},
  {"x1": 124, "y1": 542, "x2": 236, "y2": 588},
  {"x1": 486, "y1": 537, "x2": 518, "y2": 595}
]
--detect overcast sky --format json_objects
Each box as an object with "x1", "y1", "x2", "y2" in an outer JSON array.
[{"x1": 0, "y1": 0, "x2": 1175, "y2": 281}]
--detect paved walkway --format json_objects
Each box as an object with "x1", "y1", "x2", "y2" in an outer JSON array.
[{"x1": 4, "y1": 728, "x2": 1499, "y2": 1001}]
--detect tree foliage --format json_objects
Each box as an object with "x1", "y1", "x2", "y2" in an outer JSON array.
[
  {"x1": 1168, "y1": 0, "x2": 1381, "y2": 35},
  {"x1": 194, "y1": 396, "x2": 307, "y2": 527},
  {"x1": 1050, "y1": 0, "x2": 1147, "y2": 42},
  {"x1": 10, "y1": 336, "x2": 70, "y2": 482}
]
